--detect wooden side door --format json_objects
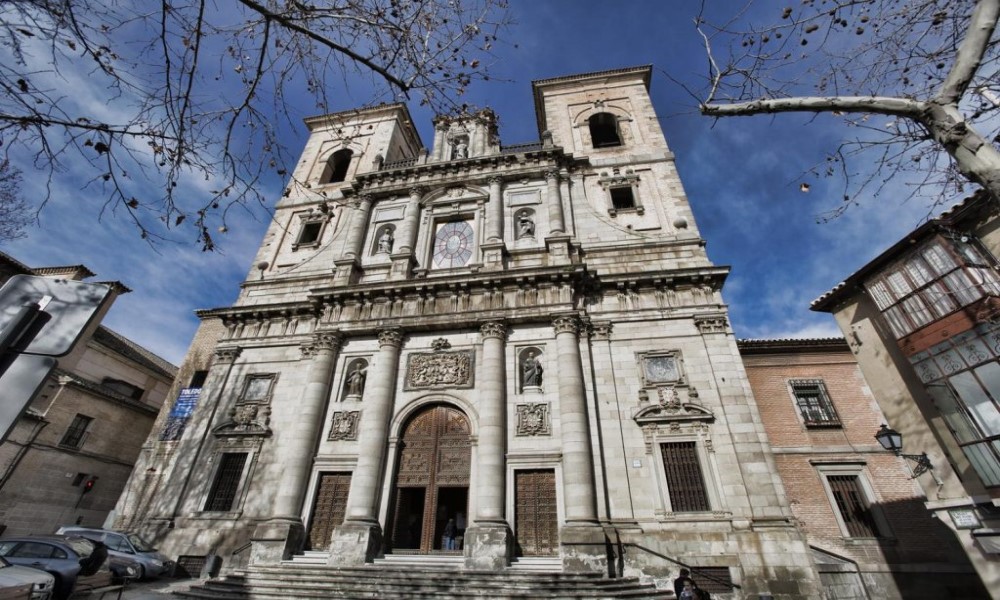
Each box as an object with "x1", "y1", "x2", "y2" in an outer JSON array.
[
  {"x1": 514, "y1": 469, "x2": 558, "y2": 556},
  {"x1": 306, "y1": 472, "x2": 351, "y2": 550}
]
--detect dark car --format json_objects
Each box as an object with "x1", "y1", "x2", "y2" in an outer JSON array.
[{"x1": 0, "y1": 537, "x2": 112, "y2": 600}]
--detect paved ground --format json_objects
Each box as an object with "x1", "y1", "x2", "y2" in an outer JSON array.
[{"x1": 111, "y1": 577, "x2": 198, "y2": 599}]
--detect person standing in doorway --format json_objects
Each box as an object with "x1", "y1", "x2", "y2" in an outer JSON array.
[{"x1": 443, "y1": 518, "x2": 458, "y2": 550}]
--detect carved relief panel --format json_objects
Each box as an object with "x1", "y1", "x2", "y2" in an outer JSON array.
[{"x1": 404, "y1": 339, "x2": 474, "y2": 390}]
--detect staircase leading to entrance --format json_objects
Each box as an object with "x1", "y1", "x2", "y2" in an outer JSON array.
[{"x1": 172, "y1": 558, "x2": 675, "y2": 599}]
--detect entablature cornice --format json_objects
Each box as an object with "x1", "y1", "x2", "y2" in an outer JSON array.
[
  {"x1": 353, "y1": 149, "x2": 576, "y2": 196},
  {"x1": 596, "y1": 266, "x2": 730, "y2": 292}
]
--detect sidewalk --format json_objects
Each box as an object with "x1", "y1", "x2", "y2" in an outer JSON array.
[{"x1": 114, "y1": 578, "x2": 197, "y2": 599}]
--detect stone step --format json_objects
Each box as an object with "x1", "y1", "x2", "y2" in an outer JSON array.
[
  {"x1": 245, "y1": 565, "x2": 604, "y2": 582},
  {"x1": 184, "y1": 579, "x2": 673, "y2": 599},
  {"x1": 508, "y1": 556, "x2": 563, "y2": 572},
  {"x1": 373, "y1": 554, "x2": 466, "y2": 569},
  {"x1": 285, "y1": 551, "x2": 329, "y2": 565},
  {"x1": 173, "y1": 565, "x2": 674, "y2": 600}
]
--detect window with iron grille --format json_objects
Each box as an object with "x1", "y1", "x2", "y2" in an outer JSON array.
[
  {"x1": 790, "y1": 380, "x2": 841, "y2": 427},
  {"x1": 204, "y1": 453, "x2": 248, "y2": 511},
  {"x1": 827, "y1": 475, "x2": 879, "y2": 537},
  {"x1": 690, "y1": 567, "x2": 734, "y2": 593},
  {"x1": 60, "y1": 414, "x2": 93, "y2": 448},
  {"x1": 660, "y1": 442, "x2": 710, "y2": 512}
]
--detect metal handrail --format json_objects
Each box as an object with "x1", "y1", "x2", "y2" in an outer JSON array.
[{"x1": 621, "y1": 542, "x2": 741, "y2": 591}]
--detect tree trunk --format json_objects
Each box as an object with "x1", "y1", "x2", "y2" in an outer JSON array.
[{"x1": 920, "y1": 102, "x2": 1000, "y2": 200}]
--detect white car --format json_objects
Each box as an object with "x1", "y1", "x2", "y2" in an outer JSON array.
[{"x1": 0, "y1": 556, "x2": 54, "y2": 600}]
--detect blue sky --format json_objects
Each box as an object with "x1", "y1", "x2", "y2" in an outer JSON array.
[{"x1": 1, "y1": 1, "x2": 946, "y2": 365}]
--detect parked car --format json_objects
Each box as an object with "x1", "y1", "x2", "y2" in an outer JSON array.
[
  {"x1": 54, "y1": 527, "x2": 172, "y2": 580},
  {"x1": 0, "y1": 556, "x2": 55, "y2": 600},
  {"x1": 0, "y1": 537, "x2": 112, "y2": 600},
  {"x1": 106, "y1": 556, "x2": 140, "y2": 585}
]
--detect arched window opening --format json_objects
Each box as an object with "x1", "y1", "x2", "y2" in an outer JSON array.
[
  {"x1": 323, "y1": 148, "x2": 353, "y2": 183},
  {"x1": 588, "y1": 113, "x2": 621, "y2": 148}
]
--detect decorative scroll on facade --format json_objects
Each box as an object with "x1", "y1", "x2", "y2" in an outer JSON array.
[
  {"x1": 405, "y1": 350, "x2": 475, "y2": 390},
  {"x1": 633, "y1": 391, "x2": 713, "y2": 453},
  {"x1": 516, "y1": 403, "x2": 551, "y2": 436},
  {"x1": 213, "y1": 403, "x2": 272, "y2": 437},
  {"x1": 328, "y1": 411, "x2": 360, "y2": 441}
]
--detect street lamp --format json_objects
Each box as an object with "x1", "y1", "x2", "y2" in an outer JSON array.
[{"x1": 874, "y1": 424, "x2": 933, "y2": 477}]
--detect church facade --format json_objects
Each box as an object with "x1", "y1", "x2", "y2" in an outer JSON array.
[{"x1": 114, "y1": 66, "x2": 822, "y2": 597}]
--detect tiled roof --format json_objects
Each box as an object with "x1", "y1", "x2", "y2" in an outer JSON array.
[
  {"x1": 54, "y1": 368, "x2": 159, "y2": 415},
  {"x1": 33, "y1": 265, "x2": 96, "y2": 279},
  {"x1": 92, "y1": 326, "x2": 178, "y2": 378},
  {"x1": 737, "y1": 337, "x2": 849, "y2": 354},
  {"x1": 0, "y1": 251, "x2": 35, "y2": 275}
]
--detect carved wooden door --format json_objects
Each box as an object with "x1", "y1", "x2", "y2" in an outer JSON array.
[
  {"x1": 391, "y1": 405, "x2": 470, "y2": 553},
  {"x1": 515, "y1": 469, "x2": 558, "y2": 556},
  {"x1": 306, "y1": 472, "x2": 351, "y2": 550}
]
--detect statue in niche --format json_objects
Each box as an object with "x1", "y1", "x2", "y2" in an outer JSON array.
[
  {"x1": 517, "y1": 211, "x2": 535, "y2": 238},
  {"x1": 453, "y1": 139, "x2": 468, "y2": 159},
  {"x1": 522, "y1": 351, "x2": 543, "y2": 388},
  {"x1": 345, "y1": 362, "x2": 367, "y2": 397},
  {"x1": 377, "y1": 228, "x2": 394, "y2": 254}
]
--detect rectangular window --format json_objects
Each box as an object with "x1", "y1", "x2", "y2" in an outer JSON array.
[
  {"x1": 659, "y1": 442, "x2": 710, "y2": 512},
  {"x1": 60, "y1": 414, "x2": 93, "y2": 448},
  {"x1": 865, "y1": 236, "x2": 1000, "y2": 338},
  {"x1": 296, "y1": 221, "x2": 322, "y2": 246},
  {"x1": 189, "y1": 370, "x2": 208, "y2": 388},
  {"x1": 791, "y1": 380, "x2": 841, "y2": 427},
  {"x1": 827, "y1": 475, "x2": 879, "y2": 537},
  {"x1": 691, "y1": 567, "x2": 734, "y2": 594},
  {"x1": 204, "y1": 453, "x2": 248, "y2": 512},
  {"x1": 609, "y1": 187, "x2": 636, "y2": 211}
]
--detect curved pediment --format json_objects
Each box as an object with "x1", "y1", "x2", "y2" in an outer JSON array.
[
  {"x1": 422, "y1": 185, "x2": 488, "y2": 205},
  {"x1": 633, "y1": 401, "x2": 714, "y2": 426}
]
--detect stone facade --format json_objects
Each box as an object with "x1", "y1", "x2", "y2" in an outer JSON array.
[
  {"x1": 115, "y1": 66, "x2": 823, "y2": 597},
  {"x1": 812, "y1": 192, "x2": 1000, "y2": 598},
  {"x1": 0, "y1": 254, "x2": 177, "y2": 536},
  {"x1": 740, "y1": 338, "x2": 989, "y2": 599}
]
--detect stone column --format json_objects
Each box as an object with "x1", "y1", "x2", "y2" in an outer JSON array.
[
  {"x1": 432, "y1": 123, "x2": 447, "y2": 161},
  {"x1": 465, "y1": 321, "x2": 512, "y2": 569},
  {"x1": 545, "y1": 170, "x2": 566, "y2": 234},
  {"x1": 552, "y1": 314, "x2": 606, "y2": 573},
  {"x1": 251, "y1": 332, "x2": 341, "y2": 565},
  {"x1": 329, "y1": 328, "x2": 404, "y2": 565},
  {"x1": 334, "y1": 195, "x2": 373, "y2": 285},
  {"x1": 397, "y1": 187, "x2": 423, "y2": 254},
  {"x1": 486, "y1": 177, "x2": 504, "y2": 242},
  {"x1": 343, "y1": 195, "x2": 373, "y2": 258},
  {"x1": 390, "y1": 188, "x2": 423, "y2": 280},
  {"x1": 481, "y1": 177, "x2": 506, "y2": 270}
]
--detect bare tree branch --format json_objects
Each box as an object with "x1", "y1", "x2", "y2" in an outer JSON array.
[
  {"x1": 0, "y1": 0, "x2": 511, "y2": 249},
  {"x1": 699, "y1": 0, "x2": 1000, "y2": 214},
  {"x1": 702, "y1": 96, "x2": 925, "y2": 118}
]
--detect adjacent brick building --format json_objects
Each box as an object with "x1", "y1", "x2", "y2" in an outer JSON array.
[
  {"x1": 740, "y1": 338, "x2": 987, "y2": 598},
  {"x1": 0, "y1": 253, "x2": 177, "y2": 536},
  {"x1": 812, "y1": 191, "x2": 1000, "y2": 597}
]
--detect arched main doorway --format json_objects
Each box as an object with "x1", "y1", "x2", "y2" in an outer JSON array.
[{"x1": 389, "y1": 404, "x2": 471, "y2": 553}]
